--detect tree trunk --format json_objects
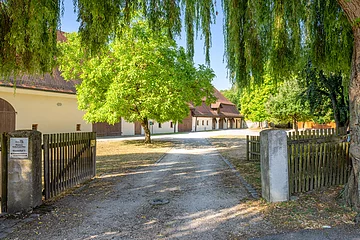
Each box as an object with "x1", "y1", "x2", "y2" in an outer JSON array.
[
  {"x1": 141, "y1": 118, "x2": 151, "y2": 144},
  {"x1": 338, "y1": 0, "x2": 360, "y2": 210},
  {"x1": 329, "y1": 92, "x2": 341, "y2": 129},
  {"x1": 293, "y1": 117, "x2": 298, "y2": 132},
  {"x1": 344, "y1": 28, "x2": 360, "y2": 209}
]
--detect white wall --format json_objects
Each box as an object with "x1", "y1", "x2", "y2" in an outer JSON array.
[
  {"x1": 121, "y1": 118, "x2": 135, "y2": 136},
  {"x1": 0, "y1": 87, "x2": 91, "y2": 134},
  {"x1": 193, "y1": 117, "x2": 213, "y2": 131},
  {"x1": 223, "y1": 118, "x2": 228, "y2": 129},
  {"x1": 148, "y1": 121, "x2": 177, "y2": 134},
  {"x1": 192, "y1": 117, "x2": 197, "y2": 132}
]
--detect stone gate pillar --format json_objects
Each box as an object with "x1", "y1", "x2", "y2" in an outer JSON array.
[
  {"x1": 7, "y1": 130, "x2": 42, "y2": 213},
  {"x1": 260, "y1": 129, "x2": 289, "y2": 202}
]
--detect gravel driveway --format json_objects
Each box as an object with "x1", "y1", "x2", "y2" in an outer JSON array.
[{"x1": 4, "y1": 135, "x2": 273, "y2": 240}]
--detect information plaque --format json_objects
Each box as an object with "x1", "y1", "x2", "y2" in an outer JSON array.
[{"x1": 10, "y1": 138, "x2": 29, "y2": 159}]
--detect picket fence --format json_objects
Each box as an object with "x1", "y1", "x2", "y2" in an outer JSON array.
[{"x1": 246, "y1": 129, "x2": 351, "y2": 194}]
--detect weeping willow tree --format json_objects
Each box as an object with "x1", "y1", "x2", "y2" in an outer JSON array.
[
  {"x1": 0, "y1": 0, "x2": 214, "y2": 76},
  {"x1": 2, "y1": 0, "x2": 360, "y2": 208}
]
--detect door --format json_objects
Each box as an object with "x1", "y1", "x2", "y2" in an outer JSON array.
[
  {"x1": 93, "y1": 119, "x2": 122, "y2": 137},
  {"x1": 0, "y1": 98, "x2": 16, "y2": 134},
  {"x1": 134, "y1": 122, "x2": 142, "y2": 135},
  {"x1": 178, "y1": 114, "x2": 192, "y2": 132}
]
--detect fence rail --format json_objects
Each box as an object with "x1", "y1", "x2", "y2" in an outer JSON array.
[
  {"x1": 43, "y1": 132, "x2": 96, "y2": 199},
  {"x1": 246, "y1": 128, "x2": 351, "y2": 195},
  {"x1": 246, "y1": 135, "x2": 260, "y2": 161}
]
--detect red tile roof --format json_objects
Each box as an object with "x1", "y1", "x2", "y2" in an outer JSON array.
[
  {"x1": 0, "y1": 68, "x2": 78, "y2": 94},
  {"x1": 57, "y1": 30, "x2": 67, "y2": 42},
  {"x1": 193, "y1": 88, "x2": 242, "y2": 118}
]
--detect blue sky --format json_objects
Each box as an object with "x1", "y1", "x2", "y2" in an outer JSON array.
[{"x1": 60, "y1": 1, "x2": 232, "y2": 91}]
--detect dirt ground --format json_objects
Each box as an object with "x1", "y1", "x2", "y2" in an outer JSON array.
[{"x1": 2, "y1": 136, "x2": 276, "y2": 240}]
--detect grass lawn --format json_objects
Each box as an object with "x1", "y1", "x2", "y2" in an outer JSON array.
[
  {"x1": 96, "y1": 140, "x2": 174, "y2": 177},
  {"x1": 208, "y1": 135, "x2": 357, "y2": 231}
]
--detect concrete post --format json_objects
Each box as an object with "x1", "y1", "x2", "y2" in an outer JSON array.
[
  {"x1": 260, "y1": 129, "x2": 289, "y2": 202},
  {"x1": 7, "y1": 130, "x2": 42, "y2": 213}
]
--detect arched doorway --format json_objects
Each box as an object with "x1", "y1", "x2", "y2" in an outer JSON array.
[{"x1": 0, "y1": 98, "x2": 16, "y2": 134}]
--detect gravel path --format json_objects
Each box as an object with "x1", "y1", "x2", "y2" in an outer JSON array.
[{"x1": 4, "y1": 137, "x2": 272, "y2": 240}]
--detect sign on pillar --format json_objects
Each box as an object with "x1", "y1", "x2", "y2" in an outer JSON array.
[{"x1": 7, "y1": 130, "x2": 42, "y2": 213}]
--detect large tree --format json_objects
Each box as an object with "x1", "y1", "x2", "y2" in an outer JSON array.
[
  {"x1": 240, "y1": 74, "x2": 276, "y2": 125},
  {"x1": 302, "y1": 65, "x2": 349, "y2": 129},
  {"x1": 267, "y1": 79, "x2": 312, "y2": 132},
  {"x1": 2, "y1": 0, "x2": 360, "y2": 208},
  {"x1": 58, "y1": 21, "x2": 215, "y2": 143}
]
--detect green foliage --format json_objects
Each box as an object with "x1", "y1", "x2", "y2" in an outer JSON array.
[
  {"x1": 1, "y1": 1, "x2": 352, "y2": 88},
  {"x1": 301, "y1": 64, "x2": 349, "y2": 128},
  {"x1": 220, "y1": 86, "x2": 241, "y2": 110},
  {"x1": 0, "y1": 0, "x2": 216, "y2": 77},
  {"x1": 58, "y1": 20, "x2": 215, "y2": 128},
  {"x1": 0, "y1": 1, "x2": 60, "y2": 77},
  {"x1": 240, "y1": 74, "x2": 277, "y2": 123},
  {"x1": 222, "y1": 0, "x2": 353, "y2": 87},
  {"x1": 267, "y1": 78, "x2": 312, "y2": 127}
]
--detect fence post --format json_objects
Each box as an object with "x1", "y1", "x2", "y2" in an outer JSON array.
[
  {"x1": 43, "y1": 134, "x2": 50, "y2": 200},
  {"x1": 7, "y1": 130, "x2": 42, "y2": 213},
  {"x1": 246, "y1": 135, "x2": 249, "y2": 161},
  {"x1": 1, "y1": 133, "x2": 8, "y2": 213},
  {"x1": 260, "y1": 129, "x2": 289, "y2": 202}
]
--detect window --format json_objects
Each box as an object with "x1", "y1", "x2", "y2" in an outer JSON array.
[
  {"x1": 32, "y1": 124, "x2": 38, "y2": 130},
  {"x1": 197, "y1": 120, "x2": 199, "y2": 126},
  {"x1": 76, "y1": 124, "x2": 81, "y2": 131},
  {"x1": 158, "y1": 123, "x2": 162, "y2": 128},
  {"x1": 206, "y1": 120, "x2": 209, "y2": 126},
  {"x1": 170, "y1": 122, "x2": 173, "y2": 128},
  {"x1": 202, "y1": 120, "x2": 204, "y2": 125}
]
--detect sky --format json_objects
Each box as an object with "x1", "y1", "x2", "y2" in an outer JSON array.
[{"x1": 60, "y1": 1, "x2": 232, "y2": 91}]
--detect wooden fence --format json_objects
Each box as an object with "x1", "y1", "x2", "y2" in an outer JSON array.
[
  {"x1": 246, "y1": 135, "x2": 260, "y2": 161},
  {"x1": 288, "y1": 129, "x2": 350, "y2": 194},
  {"x1": 246, "y1": 129, "x2": 351, "y2": 194},
  {"x1": 43, "y1": 132, "x2": 96, "y2": 199}
]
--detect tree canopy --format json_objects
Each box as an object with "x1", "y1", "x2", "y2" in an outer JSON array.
[
  {"x1": 240, "y1": 75, "x2": 276, "y2": 124},
  {"x1": 1, "y1": 1, "x2": 353, "y2": 87},
  {"x1": 58, "y1": 20, "x2": 215, "y2": 143},
  {"x1": 267, "y1": 78, "x2": 312, "y2": 131},
  {"x1": 301, "y1": 65, "x2": 349, "y2": 129}
]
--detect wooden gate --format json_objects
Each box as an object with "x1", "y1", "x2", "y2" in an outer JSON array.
[
  {"x1": 43, "y1": 132, "x2": 96, "y2": 199},
  {"x1": 93, "y1": 121, "x2": 122, "y2": 137},
  {"x1": 178, "y1": 114, "x2": 193, "y2": 132},
  {"x1": 0, "y1": 133, "x2": 8, "y2": 213},
  {"x1": 0, "y1": 98, "x2": 15, "y2": 134}
]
